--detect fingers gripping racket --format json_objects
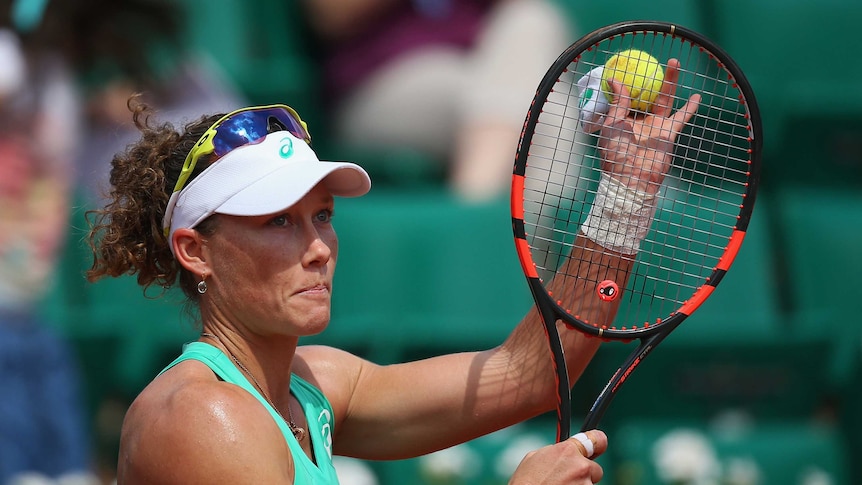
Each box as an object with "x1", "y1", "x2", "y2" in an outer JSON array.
[{"x1": 511, "y1": 21, "x2": 762, "y2": 442}]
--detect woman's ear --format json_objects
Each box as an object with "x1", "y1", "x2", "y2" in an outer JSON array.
[{"x1": 173, "y1": 228, "x2": 210, "y2": 276}]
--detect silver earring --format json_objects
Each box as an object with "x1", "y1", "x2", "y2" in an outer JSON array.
[{"x1": 197, "y1": 277, "x2": 208, "y2": 294}]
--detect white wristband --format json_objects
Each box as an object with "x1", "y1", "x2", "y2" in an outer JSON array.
[
  {"x1": 581, "y1": 174, "x2": 658, "y2": 255},
  {"x1": 572, "y1": 432, "x2": 595, "y2": 458}
]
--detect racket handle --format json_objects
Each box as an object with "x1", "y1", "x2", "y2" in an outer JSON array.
[{"x1": 539, "y1": 303, "x2": 571, "y2": 442}]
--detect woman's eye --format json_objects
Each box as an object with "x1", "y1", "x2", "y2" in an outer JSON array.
[
  {"x1": 315, "y1": 209, "x2": 333, "y2": 223},
  {"x1": 270, "y1": 215, "x2": 290, "y2": 227}
]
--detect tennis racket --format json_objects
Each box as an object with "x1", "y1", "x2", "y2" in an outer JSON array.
[{"x1": 511, "y1": 21, "x2": 761, "y2": 442}]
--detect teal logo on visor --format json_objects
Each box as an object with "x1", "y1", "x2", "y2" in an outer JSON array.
[{"x1": 279, "y1": 136, "x2": 295, "y2": 158}]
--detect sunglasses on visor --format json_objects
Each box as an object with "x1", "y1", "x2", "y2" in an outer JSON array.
[{"x1": 171, "y1": 104, "x2": 312, "y2": 196}]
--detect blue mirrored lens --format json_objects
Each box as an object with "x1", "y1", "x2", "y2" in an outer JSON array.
[{"x1": 211, "y1": 108, "x2": 308, "y2": 157}]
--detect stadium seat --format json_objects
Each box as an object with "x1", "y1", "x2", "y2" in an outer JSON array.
[
  {"x1": 85, "y1": 276, "x2": 195, "y2": 396},
  {"x1": 570, "y1": 190, "x2": 840, "y2": 423},
  {"x1": 303, "y1": 188, "x2": 533, "y2": 363},
  {"x1": 314, "y1": 144, "x2": 446, "y2": 190},
  {"x1": 710, "y1": 0, "x2": 862, "y2": 188},
  {"x1": 662, "y1": 190, "x2": 783, "y2": 343},
  {"x1": 173, "y1": 0, "x2": 320, "y2": 119},
  {"x1": 770, "y1": 187, "x2": 862, "y2": 391},
  {"x1": 40, "y1": 198, "x2": 196, "y2": 399},
  {"x1": 577, "y1": 333, "x2": 833, "y2": 426},
  {"x1": 711, "y1": 0, "x2": 862, "y2": 114},
  {"x1": 554, "y1": 0, "x2": 707, "y2": 38},
  {"x1": 838, "y1": 357, "x2": 862, "y2": 484},
  {"x1": 610, "y1": 418, "x2": 850, "y2": 485}
]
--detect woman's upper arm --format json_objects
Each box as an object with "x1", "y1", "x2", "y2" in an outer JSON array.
[{"x1": 296, "y1": 344, "x2": 541, "y2": 461}]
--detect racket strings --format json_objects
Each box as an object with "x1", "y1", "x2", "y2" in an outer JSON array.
[{"x1": 521, "y1": 32, "x2": 754, "y2": 331}]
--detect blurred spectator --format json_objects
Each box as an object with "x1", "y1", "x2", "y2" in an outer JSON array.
[
  {"x1": 0, "y1": 24, "x2": 98, "y2": 484},
  {"x1": 302, "y1": 0, "x2": 574, "y2": 201},
  {"x1": 76, "y1": 57, "x2": 245, "y2": 206},
  {"x1": 1, "y1": 1, "x2": 243, "y2": 481},
  {"x1": 15, "y1": 0, "x2": 245, "y2": 204},
  {"x1": 5, "y1": 0, "x2": 181, "y2": 204}
]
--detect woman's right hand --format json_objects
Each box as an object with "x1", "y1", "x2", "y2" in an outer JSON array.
[{"x1": 509, "y1": 430, "x2": 608, "y2": 484}]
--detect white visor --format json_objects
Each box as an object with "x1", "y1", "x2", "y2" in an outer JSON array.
[{"x1": 164, "y1": 131, "x2": 371, "y2": 255}]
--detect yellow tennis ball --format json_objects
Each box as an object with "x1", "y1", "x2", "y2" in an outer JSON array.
[{"x1": 601, "y1": 49, "x2": 665, "y2": 112}]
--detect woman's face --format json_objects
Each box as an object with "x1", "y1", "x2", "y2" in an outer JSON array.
[{"x1": 201, "y1": 184, "x2": 338, "y2": 338}]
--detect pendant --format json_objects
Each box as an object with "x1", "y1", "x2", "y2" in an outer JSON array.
[{"x1": 292, "y1": 425, "x2": 306, "y2": 442}]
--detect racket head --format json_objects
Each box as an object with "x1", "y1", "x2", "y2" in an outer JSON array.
[{"x1": 512, "y1": 21, "x2": 762, "y2": 340}]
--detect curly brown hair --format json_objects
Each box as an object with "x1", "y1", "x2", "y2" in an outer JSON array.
[{"x1": 86, "y1": 96, "x2": 222, "y2": 303}]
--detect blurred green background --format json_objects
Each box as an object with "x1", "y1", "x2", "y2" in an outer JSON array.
[{"x1": 36, "y1": 0, "x2": 862, "y2": 483}]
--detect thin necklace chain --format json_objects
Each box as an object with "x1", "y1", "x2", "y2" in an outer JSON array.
[{"x1": 200, "y1": 332, "x2": 306, "y2": 441}]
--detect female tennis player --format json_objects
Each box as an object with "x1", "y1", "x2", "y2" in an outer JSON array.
[{"x1": 88, "y1": 57, "x2": 695, "y2": 484}]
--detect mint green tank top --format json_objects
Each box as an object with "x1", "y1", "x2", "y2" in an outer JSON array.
[{"x1": 160, "y1": 342, "x2": 340, "y2": 484}]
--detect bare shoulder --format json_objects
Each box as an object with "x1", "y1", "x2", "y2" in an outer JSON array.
[
  {"x1": 292, "y1": 344, "x2": 374, "y2": 391},
  {"x1": 117, "y1": 360, "x2": 292, "y2": 484},
  {"x1": 293, "y1": 345, "x2": 371, "y2": 423},
  {"x1": 294, "y1": 344, "x2": 367, "y2": 377}
]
